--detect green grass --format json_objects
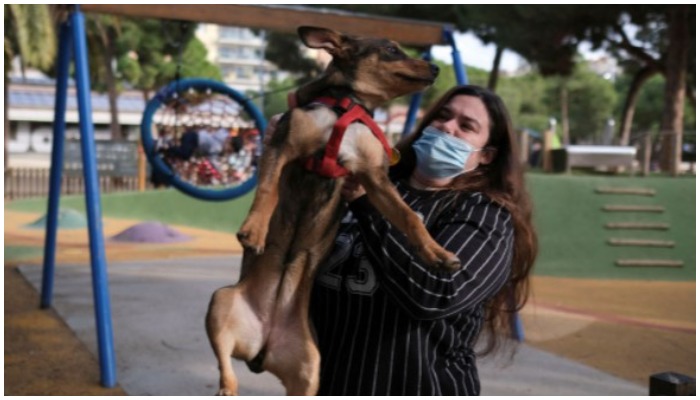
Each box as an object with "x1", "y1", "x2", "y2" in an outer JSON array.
[
  {"x1": 5, "y1": 245, "x2": 44, "y2": 263},
  {"x1": 6, "y1": 174, "x2": 696, "y2": 281},
  {"x1": 527, "y1": 173, "x2": 695, "y2": 281},
  {"x1": 7, "y1": 188, "x2": 254, "y2": 234}
]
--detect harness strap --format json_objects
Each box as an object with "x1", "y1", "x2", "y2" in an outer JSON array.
[{"x1": 300, "y1": 96, "x2": 394, "y2": 178}]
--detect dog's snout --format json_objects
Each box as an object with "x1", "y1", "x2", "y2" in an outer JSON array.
[{"x1": 430, "y1": 63, "x2": 440, "y2": 77}]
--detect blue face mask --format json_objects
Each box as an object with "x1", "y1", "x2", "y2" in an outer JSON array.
[{"x1": 412, "y1": 126, "x2": 482, "y2": 179}]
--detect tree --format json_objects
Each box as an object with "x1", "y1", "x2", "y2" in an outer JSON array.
[
  {"x1": 264, "y1": 31, "x2": 323, "y2": 82},
  {"x1": 116, "y1": 19, "x2": 220, "y2": 101},
  {"x1": 260, "y1": 77, "x2": 297, "y2": 119},
  {"x1": 614, "y1": 72, "x2": 664, "y2": 134},
  {"x1": 83, "y1": 17, "x2": 221, "y2": 139},
  {"x1": 312, "y1": 5, "x2": 589, "y2": 89},
  {"x1": 85, "y1": 14, "x2": 123, "y2": 140},
  {"x1": 544, "y1": 62, "x2": 618, "y2": 144},
  {"x1": 499, "y1": 72, "x2": 550, "y2": 133},
  {"x1": 658, "y1": 6, "x2": 692, "y2": 174},
  {"x1": 4, "y1": 4, "x2": 56, "y2": 172},
  {"x1": 576, "y1": 5, "x2": 694, "y2": 173}
]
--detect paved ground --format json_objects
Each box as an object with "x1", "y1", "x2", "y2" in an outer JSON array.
[{"x1": 5, "y1": 209, "x2": 695, "y2": 395}]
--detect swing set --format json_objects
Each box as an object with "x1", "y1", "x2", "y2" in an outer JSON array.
[{"x1": 41, "y1": 4, "x2": 521, "y2": 388}]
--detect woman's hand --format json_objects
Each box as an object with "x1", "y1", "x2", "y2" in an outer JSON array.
[{"x1": 341, "y1": 174, "x2": 366, "y2": 202}]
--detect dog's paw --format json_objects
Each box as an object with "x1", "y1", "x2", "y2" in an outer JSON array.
[
  {"x1": 439, "y1": 253, "x2": 462, "y2": 272},
  {"x1": 236, "y1": 230, "x2": 265, "y2": 255},
  {"x1": 216, "y1": 388, "x2": 237, "y2": 396},
  {"x1": 420, "y1": 245, "x2": 461, "y2": 272},
  {"x1": 237, "y1": 217, "x2": 268, "y2": 255}
]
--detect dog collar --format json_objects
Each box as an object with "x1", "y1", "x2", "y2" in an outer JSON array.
[{"x1": 298, "y1": 96, "x2": 395, "y2": 178}]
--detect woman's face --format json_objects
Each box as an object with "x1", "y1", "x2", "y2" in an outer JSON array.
[{"x1": 429, "y1": 94, "x2": 494, "y2": 171}]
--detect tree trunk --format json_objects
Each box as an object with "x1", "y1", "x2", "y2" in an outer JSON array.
[
  {"x1": 618, "y1": 66, "x2": 658, "y2": 146},
  {"x1": 4, "y1": 74, "x2": 10, "y2": 174},
  {"x1": 560, "y1": 84, "x2": 570, "y2": 145},
  {"x1": 659, "y1": 6, "x2": 689, "y2": 175},
  {"x1": 103, "y1": 37, "x2": 121, "y2": 140},
  {"x1": 488, "y1": 45, "x2": 504, "y2": 91},
  {"x1": 687, "y1": 81, "x2": 696, "y2": 110}
]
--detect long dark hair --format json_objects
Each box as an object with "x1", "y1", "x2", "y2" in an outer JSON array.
[{"x1": 393, "y1": 85, "x2": 538, "y2": 355}]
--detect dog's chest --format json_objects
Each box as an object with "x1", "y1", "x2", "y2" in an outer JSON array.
[{"x1": 305, "y1": 107, "x2": 383, "y2": 171}]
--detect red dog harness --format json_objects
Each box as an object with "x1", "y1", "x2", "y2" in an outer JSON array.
[{"x1": 289, "y1": 94, "x2": 395, "y2": 178}]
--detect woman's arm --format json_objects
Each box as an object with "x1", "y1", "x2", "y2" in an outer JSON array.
[{"x1": 349, "y1": 192, "x2": 514, "y2": 320}]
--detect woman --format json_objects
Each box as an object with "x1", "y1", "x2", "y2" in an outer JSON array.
[{"x1": 309, "y1": 85, "x2": 538, "y2": 395}]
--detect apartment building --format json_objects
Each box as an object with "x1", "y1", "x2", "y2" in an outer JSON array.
[{"x1": 196, "y1": 24, "x2": 279, "y2": 94}]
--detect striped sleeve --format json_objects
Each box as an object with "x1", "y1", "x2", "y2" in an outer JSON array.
[{"x1": 348, "y1": 192, "x2": 514, "y2": 320}]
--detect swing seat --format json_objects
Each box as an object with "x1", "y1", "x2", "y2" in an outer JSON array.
[{"x1": 141, "y1": 79, "x2": 267, "y2": 201}]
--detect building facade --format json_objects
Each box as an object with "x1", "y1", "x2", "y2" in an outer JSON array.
[
  {"x1": 196, "y1": 24, "x2": 279, "y2": 94},
  {"x1": 6, "y1": 24, "x2": 281, "y2": 169}
]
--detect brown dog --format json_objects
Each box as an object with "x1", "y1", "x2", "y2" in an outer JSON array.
[{"x1": 206, "y1": 26, "x2": 460, "y2": 396}]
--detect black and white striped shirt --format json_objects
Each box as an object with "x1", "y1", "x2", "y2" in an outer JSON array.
[{"x1": 310, "y1": 180, "x2": 514, "y2": 396}]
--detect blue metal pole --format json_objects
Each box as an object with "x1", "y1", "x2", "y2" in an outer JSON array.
[
  {"x1": 40, "y1": 20, "x2": 72, "y2": 309},
  {"x1": 71, "y1": 7, "x2": 117, "y2": 388},
  {"x1": 401, "y1": 51, "x2": 432, "y2": 137},
  {"x1": 443, "y1": 27, "x2": 469, "y2": 85},
  {"x1": 511, "y1": 306, "x2": 525, "y2": 342}
]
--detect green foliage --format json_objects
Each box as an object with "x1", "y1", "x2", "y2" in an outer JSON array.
[
  {"x1": 84, "y1": 15, "x2": 122, "y2": 93},
  {"x1": 4, "y1": 4, "x2": 56, "y2": 76},
  {"x1": 542, "y1": 63, "x2": 618, "y2": 142},
  {"x1": 615, "y1": 74, "x2": 664, "y2": 133},
  {"x1": 422, "y1": 61, "x2": 456, "y2": 106},
  {"x1": 614, "y1": 73, "x2": 695, "y2": 134},
  {"x1": 114, "y1": 18, "x2": 220, "y2": 94},
  {"x1": 498, "y1": 72, "x2": 550, "y2": 132},
  {"x1": 265, "y1": 31, "x2": 322, "y2": 81},
  {"x1": 177, "y1": 39, "x2": 222, "y2": 81},
  {"x1": 261, "y1": 77, "x2": 298, "y2": 119}
]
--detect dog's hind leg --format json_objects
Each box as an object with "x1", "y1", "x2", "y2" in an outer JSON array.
[
  {"x1": 206, "y1": 286, "x2": 265, "y2": 396},
  {"x1": 265, "y1": 327, "x2": 320, "y2": 396},
  {"x1": 211, "y1": 336, "x2": 238, "y2": 396},
  {"x1": 279, "y1": 343, "x2": 320, "y2": 396}
]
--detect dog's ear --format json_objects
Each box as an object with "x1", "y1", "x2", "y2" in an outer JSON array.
[{"x1": 298, "y1": 26, "x2": 345, "y2": 54}]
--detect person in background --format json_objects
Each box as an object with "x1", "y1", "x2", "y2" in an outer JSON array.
[{"x1": 166, "y1": 124, "x2": 230, "y2": 174}]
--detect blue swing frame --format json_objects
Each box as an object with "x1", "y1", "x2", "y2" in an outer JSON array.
[{"x1": 41, "y1": 8, "x2": 117, "y2": 387}]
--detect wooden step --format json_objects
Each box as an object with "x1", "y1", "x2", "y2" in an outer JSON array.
[
  {"x1": 608, "y1": 238, "x2": 675, "y2": 248},
  {"x1": 602, "y1": 205, "x2": 665, "y2": 213},
  {"x1": 596, "y1": 187, "x2": 656, "y2": 196},
  {"x1": 616, "y1": 259, "x2": 684, "y2": 268},
  {"x1": 605, "y1": 222, "x2": 670, "y2": 230}
]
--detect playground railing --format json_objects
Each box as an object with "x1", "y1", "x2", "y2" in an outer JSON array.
[{"x1": 4, "y1": 168, "x2": 147, "y2": 200}]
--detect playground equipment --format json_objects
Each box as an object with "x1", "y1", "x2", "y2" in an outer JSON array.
[
  {"x1": 141, "y1": 78, "x2": 266, "y2": 200},
  {"x1": 42, "y1": 5, "x2": 520, "y2": 389}
]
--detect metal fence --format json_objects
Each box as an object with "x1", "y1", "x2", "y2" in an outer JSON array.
[{"x1": 4, "y1": 168, "x2": 147, "y2": 200}]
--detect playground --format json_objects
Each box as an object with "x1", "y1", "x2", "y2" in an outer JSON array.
[
  {"x1": 5, "y1": 4, "x2": 695, "y2": 396},
  {"x1": 5, "y1": 172, "x2": 695, "y2": 395}
]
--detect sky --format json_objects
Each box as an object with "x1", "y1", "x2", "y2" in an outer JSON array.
[
  {"x1": 431, "y1": 32, "x2": 610, "y2": 73},
  {"x1": 431, "y1": 32, "x2": 524, "y2": 73}
]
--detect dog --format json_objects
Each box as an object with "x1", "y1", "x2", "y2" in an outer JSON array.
[{"x1": 206, "y1": 26, "x2": 460, "y2": 396}]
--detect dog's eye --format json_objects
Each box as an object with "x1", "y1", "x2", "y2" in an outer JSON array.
[{"x1": 385, "y1": 46, "x2": 399, "y2": 54}]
